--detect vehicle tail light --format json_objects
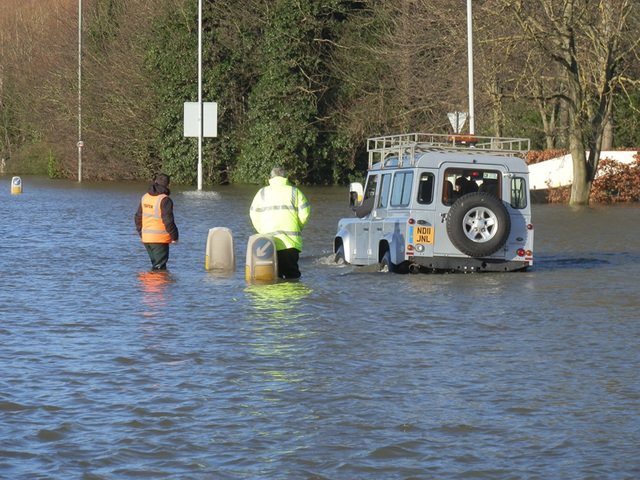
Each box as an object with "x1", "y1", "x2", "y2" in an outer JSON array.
[
  {"x1": 408, "y1": 218, "x2": 415, "y2": 225},
  {"x1": 526, "y1": 224, "x2": 533, "y2": 230},
  {"x1": 517, "y1": 248, "x2": 525, "y2": 257}
]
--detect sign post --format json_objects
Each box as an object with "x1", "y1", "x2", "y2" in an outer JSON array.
[
  {"x1": 184, "y1": 101, "x2": 218, "y2": 190},
  {"x1": 182, "y1": 0, "x2": 219, "y2": 191}
]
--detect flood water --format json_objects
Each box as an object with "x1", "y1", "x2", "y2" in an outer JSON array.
[{"x1": 2, "y1": 176, "x2": 640, "y2": 479}]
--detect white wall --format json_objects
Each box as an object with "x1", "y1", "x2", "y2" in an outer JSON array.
[{"x1": 528, "y1": 151, "x2": 638, "y2": 190}]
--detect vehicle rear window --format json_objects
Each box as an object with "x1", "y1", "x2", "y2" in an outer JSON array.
[{"x1": 442, "y1": 168, "x2": 501, "y2": 205}]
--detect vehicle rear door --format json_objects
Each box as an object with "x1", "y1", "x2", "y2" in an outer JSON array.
[{"x1": 434, "y1": 163, "x2": 507, "y2": 258}]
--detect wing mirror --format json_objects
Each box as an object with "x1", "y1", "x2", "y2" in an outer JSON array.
[{"x1": 349, "y1": 182, "x2": 364, "y2": 209}]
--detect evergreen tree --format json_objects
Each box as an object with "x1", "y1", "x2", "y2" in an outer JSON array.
[{"x1": 235, "y1": 0, "x2": 352, "y2": 184}]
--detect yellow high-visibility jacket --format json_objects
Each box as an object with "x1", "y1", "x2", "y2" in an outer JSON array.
[{"x1": 250, "y1": 176, "x2": 310, "y2": 251}]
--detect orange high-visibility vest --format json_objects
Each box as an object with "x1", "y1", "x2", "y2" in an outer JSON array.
[{"x1": 140, "y1": 193, "x2": 172, "y2": 243}]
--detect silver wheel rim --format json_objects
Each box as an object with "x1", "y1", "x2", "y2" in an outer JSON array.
[{"x1": 462, "y1": 206, "x2": 498, "y2": 243}]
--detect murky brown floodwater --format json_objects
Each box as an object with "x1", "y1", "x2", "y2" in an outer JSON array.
[{"x1": 2, "y1": 176, "x2": 640, "y2": 479}]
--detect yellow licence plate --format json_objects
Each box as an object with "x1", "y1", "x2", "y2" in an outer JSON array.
[{"x1": 411, "y1": 226, "x2": 434, "y2": 244}]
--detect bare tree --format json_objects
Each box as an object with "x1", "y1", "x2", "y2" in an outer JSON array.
[
  {"x1": 331, "y1": 0, "x2": 476, "y2": 142},
  {"x1": 0, "y1": 0, "x2": 81, "y2": 172},
  {"x1": 496, "y1": 0, "x2": 640, "y2": 204},
  {"x1": 80, "y1": 0, "x2": 165, "y2": 179}
]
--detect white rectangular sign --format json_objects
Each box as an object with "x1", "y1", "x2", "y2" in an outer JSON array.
[{"x1": 183, "y1": 102, "x2": 218, "y2": 137}]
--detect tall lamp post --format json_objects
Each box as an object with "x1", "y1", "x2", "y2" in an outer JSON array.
[
  {"x1": 197, "y1": 0, "x2": 203, "y2": 190},
  {"x1": 78, "y1": 0, "x2": 83, "y2": 182},
  {"x1": 467, "y1": 0, "x2": 475, "y2": 135},
  {"x1": 184, "y1": 1, "x2": 216, "y2": 189}
]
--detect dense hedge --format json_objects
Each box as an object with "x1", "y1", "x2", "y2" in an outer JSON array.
[{"x1": 545, "y1": 154, "x2": 640, "y2": 204}]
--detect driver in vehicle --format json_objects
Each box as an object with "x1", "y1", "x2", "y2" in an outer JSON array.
[
  {"x1": 356, "y1": 178, "x2": 377, "y2": 218},
  {"x1": 455, "y1": 175, "x2": 479, "y2": 196}
]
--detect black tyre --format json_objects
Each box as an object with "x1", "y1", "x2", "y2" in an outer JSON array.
[
  {"x1": 446, "y1": 192, "x2": 511, "y2": 257},
  {"x1": 334, "y1": 245, "x2": 346, "y2": 264}
]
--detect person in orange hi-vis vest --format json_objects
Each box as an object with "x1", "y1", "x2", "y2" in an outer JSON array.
[{"x1": 134, "y1": 173, "x2": 179, "y2": 270}]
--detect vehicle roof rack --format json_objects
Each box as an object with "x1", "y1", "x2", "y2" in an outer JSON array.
[{"x1": 367, "y1": 133, "x2": 531, "y2": 169}]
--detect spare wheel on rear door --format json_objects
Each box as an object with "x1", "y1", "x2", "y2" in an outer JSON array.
[{"x1": 446, "y1": 192, "x2": 511, "y2": 257}]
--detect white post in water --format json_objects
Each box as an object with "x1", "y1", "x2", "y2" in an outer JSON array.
[
  {"x1": 205, "y1": 227, "x2": 235, "y2": 271},
  {"x1": 467, "y1": 0, "x2": 475, "y2": 135}
]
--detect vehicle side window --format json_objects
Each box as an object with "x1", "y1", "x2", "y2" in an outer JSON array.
[
  {"x1": 511, "y1": 177, "x2": 527, "y2": 209},
  {"x1": 355, "y1": 175, "x2": 378, "y2": 218},
  {"x1": 442, "y1": 177, "x2": 456, "y2": 206},
  {"x1": 417, "y1": 172, "x2": 434, "y2": 204},
  {"x1": 378, "y1": 174, "x2": 391, "y2": 208},
  {"x1": 390, "y1": 171, "x2": 413, "y2": 207},
  {"x1": 363, "y1": 175, "x2": 378, "y2": 200}
]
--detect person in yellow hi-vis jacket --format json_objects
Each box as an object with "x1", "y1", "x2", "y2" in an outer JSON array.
[{"x1": 250, "y1": 167, "x2": 310, "y2": 279}]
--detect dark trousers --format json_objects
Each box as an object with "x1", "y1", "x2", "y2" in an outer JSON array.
[
  {"x1": 276, "y1": 248, "x2": 301, "y2": 279},
  {"x1": 144, "y1": 243, "x2": 170, "y2": 270}
]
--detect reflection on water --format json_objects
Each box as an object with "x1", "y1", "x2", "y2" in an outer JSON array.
[
  {"x1": 243, "y1": 281, "x2": 313, "y2": 380},
  {"x1": 2, "y1": 177, "x2": 640, "y2": 479},
  {"x1": 245, "y1": 281, "x2": 313, "y2": 313},
  {"x1": 137, "y1": 270, "x2": 175, "y2": 318}
]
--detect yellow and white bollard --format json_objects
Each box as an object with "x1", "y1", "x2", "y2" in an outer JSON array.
[
  {"x1": 11, "y1": 176, "x2": 22, "y2": 194},
  {"x1": 245, "y1": 235, "x2": 278, "y2": 281},
  {"x1": 205, "y1": 227, "x2": 235, "y2": 271}
]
